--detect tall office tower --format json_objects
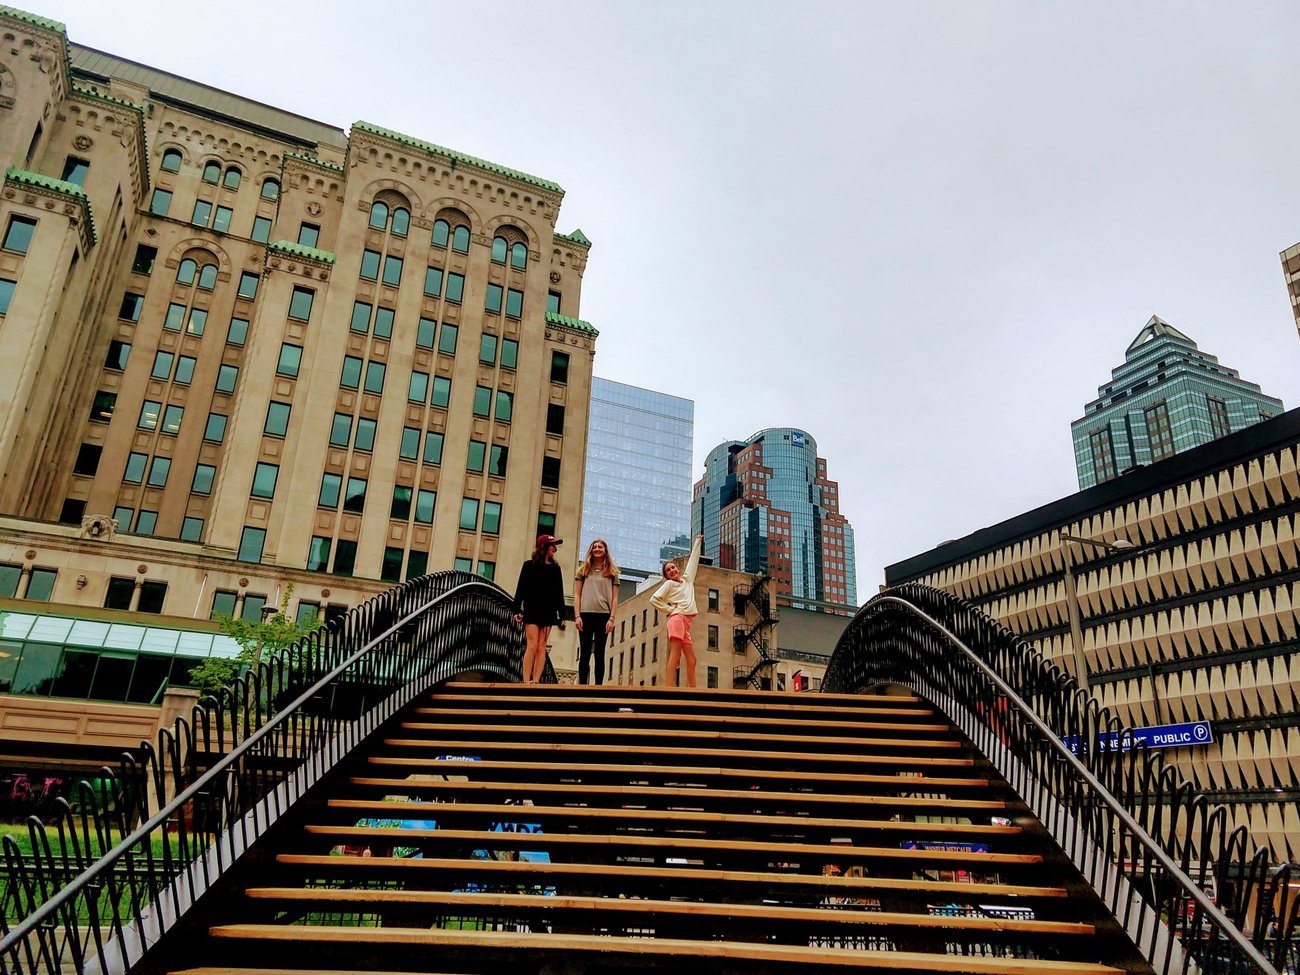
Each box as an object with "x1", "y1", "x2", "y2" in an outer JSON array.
[
  {"x1": 1071, "y1": 316, "x2": 1283, "y2": 489},
  {"x1": 0, "y1": 6, "x2": 598, "y2": 623},
  {"x1": 692, "y1": 428, "x2": 856, "y2": 613},
  {"x1": 580, "y1": 378, "x2": 693, "y2": 581}
]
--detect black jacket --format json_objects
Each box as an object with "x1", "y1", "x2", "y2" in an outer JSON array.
[{"x1": 512, "y1": 559, "x2": 565, "y2": 624}]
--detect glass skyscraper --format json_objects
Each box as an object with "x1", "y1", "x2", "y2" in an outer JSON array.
[
  {"x1": 1072, "y1": 316, "x2": 1284, "y2": 489},
  {"x1": 692, "y1": 427, "x2": 856, "y2": 613},
  {"x1": 580, "y1": 379, "x2": 694, "y2": 579}
]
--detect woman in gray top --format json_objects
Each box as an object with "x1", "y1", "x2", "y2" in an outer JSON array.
[{"x1": 574, "y1": 539, "x2": 619, "y2": 685}]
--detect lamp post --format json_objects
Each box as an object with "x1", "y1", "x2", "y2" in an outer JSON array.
[{"x1": 1060, "y1": 532, "x2": 1135, "y2": 690}]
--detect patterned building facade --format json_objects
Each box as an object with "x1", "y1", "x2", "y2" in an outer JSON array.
[
  {"x1": 1071, "y1": 316, "x2": 1282, "y2": 489},
  {"x1": 887, "y1": 410, "x2": 1300, "y2": 862},
  {"x1": 0, "y1": 8, "x2": 596, "y2": 736},
  {"x1": 692, "y1": 428, "x2": 856, "y2": 614}
]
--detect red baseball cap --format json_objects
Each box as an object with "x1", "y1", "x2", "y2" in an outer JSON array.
[{"x1": 536, "y1": 534, "x2": 563, "y2": 546}]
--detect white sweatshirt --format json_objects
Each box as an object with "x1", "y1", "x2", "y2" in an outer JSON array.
[{"x1": 650, "y1": 535, "x2": 702, "y2": 617}]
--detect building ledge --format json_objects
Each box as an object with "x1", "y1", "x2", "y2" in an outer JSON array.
[
  {"x1": 3, "y1": 166, "x2": 96, "y2": 247},
  {"x1": 267, "y1": 239, "x2": 336, "y2": 264},
  {"x1": 545, "y1": 310, "x2": 598, "y2": 337},
  {"x1": 557, "y1": 228, "x2": 592, "y2": 248},
  {"x1": 284, "y1": 150, "x2": 344, "y2": 174}
]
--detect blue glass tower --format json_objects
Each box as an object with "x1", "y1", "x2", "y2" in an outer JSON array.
[
  {"x1": 580, "y1": 378, "x2": 694, "y2": 580},
  {"x1": 1072, "y1": 317, "x2": 1284, "y2": 489}
]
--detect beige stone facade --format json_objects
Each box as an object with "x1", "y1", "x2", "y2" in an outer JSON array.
[
  {"x1": 886, "y1": 411, "x2": 1300, "y2": 862},
  {"x1": 0, "y1": 8, "x2": 596, "y2": 621}
]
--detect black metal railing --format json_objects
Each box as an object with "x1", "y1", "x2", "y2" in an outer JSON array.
[
  {"x1": 0, "y1": 571, "x2": 543, "y2": 975},
  {"x1": 823, "y1": 583, "x2": 1298, "y2": 975}
]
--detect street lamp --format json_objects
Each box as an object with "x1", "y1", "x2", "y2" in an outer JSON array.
[{"x1": 1060, "y1": 532, "x2": 1136, "y2": 690}]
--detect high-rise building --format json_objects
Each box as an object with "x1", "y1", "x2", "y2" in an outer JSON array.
[
  {"x1": 1071, "y1": 316, "x2": 1283, "y2": 489},
  {"x1": 692, "y1": 428, "x2": 856, "y2": 613},
  {"x1": 0, "y1": 6, "x2": 596, "y2": 685},
  {"x1": 580, "y1": 378, "x2": 693, "y2": 581}
]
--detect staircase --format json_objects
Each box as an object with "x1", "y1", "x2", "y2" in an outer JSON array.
[{"x1": 150, "y1": 682, "x2": 1143, "y2": 975}]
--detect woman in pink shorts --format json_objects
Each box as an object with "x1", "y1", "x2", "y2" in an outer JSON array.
[{"x1": 650, "y1": 534, "x2": 703, "y2": 687}]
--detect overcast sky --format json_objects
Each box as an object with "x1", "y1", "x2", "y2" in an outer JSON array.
[{"x1": 38, "y1": 0, "x2": 1300, "y2": 595}]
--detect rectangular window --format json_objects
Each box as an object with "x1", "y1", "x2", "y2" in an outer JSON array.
[
  {"x1": 333, "y1": 540, "x2": 357, "y2": 577},
  {"x1": 446, "y1": 272, "x2": 464, "y2": 303},
  {"x1": 480, "y1": 333, "x2": 498, "y2": 364},
  {"x1": 473, "y1": 385, "x2": 491, "y2": 417},
  {"x1": 541, "y1": 455, "x2": 561, "y2": 489},
  {"x1": 340, "y1": 355, "x2": 362, "y2": 389},
  {"x1": 104, "y1": 577, "x2": 135, "y2": 610},
  {"x1": 354, "y1": 417, "x2": 376, "y2": 452},
  {"x1": 439, "y1": 322, "x2": 458, "y2": 355},
  {"x1": 149, "y1": 189, "x2": 172, "y2": 216},
  {"x1": 215, "y1": 364, "x2": 239, "y2": 393},
  {"x1": 251, "y1": 215, "x2": 272, "y2": 243},
  {"x1": 424, "y1": 266, "x2": 443, "y2": 297},
  {"x1": 3, "y1": 215, "x2": 37, "y2": 254},
  {"x1": 174, "y1": 355, "x2": 196, "y2": 385},
  {"x1": 708, "y1": 589, "x2": 720, "y2": 612},
  {"x1": 390, "y1": 485, "x2": 412, "y2": 520},
  {"x1": 162, "y1": 405, "x2": 183, "y2": 435},
  {"x1": 424, "y1": 432, "x2": 444, "y2": 465},
  {"x1": 407, "y1": 551, "x2": 428, "y2": 580},
  {"x1": 537, "y1": 511, "x2": 557, "y2": 537},
  {"x1": 131, "y1": 243, "x2": 157, "y2": 275},
  {"x1": 477, "y1": 560, "x2": 496, "y2": 581},
  {"x1": 381, "y1": 547, "x2": 404, "y2": 583},
  {"x1": 501, "y1": 338, "x2": 518, "y2": 370},
  {"x1": 485, "y1": 283, "x2": 503, "y2": 314},
  {"x1": 505, "y1": 288, "x2": 523, "y2": 318},
  {"x1": 186, "y1": 308, "x2": 207, "y2": 336},
  {"x1": 210, "y1": 590, "x2": 238, "y2": 620},
  {"x1": 1144, "y1": 402, "x2": 1174, "y2": 461},
  {"x1": 382, "y1": 256, "x2": 403, "y2": 287},
  {"x1": 204, "y1": 413, "x2": 227, "y2": 443},
  {"x1": 459, "y1": 497, "x2": 479, "y2": 531},
  {"x1": 467, "y1": 439, "x2": 485, "y2": 473},
  {"x1": 138, "y1": 400, "x2": 161, "y2": 430},
  {"x1": 399, "y1": 427, "x2": 420, "y2": 460},
  {"x1": 551, "y1": 351, "x2": 570, "y2": 384},
  {"x1": 359, "y1": 249, "x2": 380, "y2": 280},
  {"x1": 191, "y1": 199, "x2": 213, "y2": 227},
  {"x1": 237, "y1": 272, "x2": 259, "y2": 299},
  {"x1": 547, "y1": 290, "x2": 561, "y2": 314},
  {"x1": 191, "y1": 463, "x2": 216, "y2": 495},
  {"x1": 161, "y1": 302, "x2": 183, "y2": 331},
  {"x1": 363, "y1": 361, "x2": 386, "y2": 394},
  {"x1": 277, "y1": 343, "x2": 302, "y2": 377},
  {"x1": 547, "y1": 403, "x2": 565, "y2": 435},
  {"x1": 288, "y1": 286, "x2": 315, "y2": 321},
  {"x1": 0, "y1": 278, "x2": 14, "y2": 317},
  {"x1": 431, "y1": 376, "x2": 451, "y2": 409},
  {"x1": 1207, "y1": 395, "x2": 1230, "y2": 439},
  {"x1": 180, "y1": 517, "x2": 203, "y2": 542},
  {"x1": 488, "y1": 444, "x2": 508, "y2": 478},
  {"x1": 415, "y1": 489, "x2": 436, "y2": 524},
  {"x1": 454, "y1": 557, "x2": 473, "y2": 573},
  {"x1": 318, "y1": 472, "x2": 342, "y2": 508},
  {"x1": 350, "y1": 300, "x2": 371, "y2": 333},
  {"x1": 298, "y1": 222, "x2": 320, "y2": 248},
  {"x1": 296, "y1": 601, "x2": 320, "y2": 626},
  {"x1": 212, "y1": 205, "x2": 233, "y2": 234},
  {"x1": 482, "y1": 501, "x2": 502, "y2": 535},
  {"x1": 237, "y1": 527, "x2": 266, "y2": 563},
  {"x1": 708, "y1": 625, "x2": 719, "y2": 649},
  {"x1": 119, "y1": 292, "x2": 145, "y2": 322},
  {"x1": 105, "y1": 340, "x2": 131, "y2": 371},
  {"x1": 90, "y1": 390, "x2": 117, "y2": 424},
  {"x1": 241, "y1": 594, "x2": 268, "y2": 623},
  {"x1": 61, "y1": 157, "x2": 89, "y2": 186},
  {"x1": 72, "y1": 443, "x2": 101, "y2": 477},
  {"x1": 264, "y1": 401, "x2": 291, "y2": 436},
  {"x1": 495, "y1": 390, "x2": 513, "y2": 423},
  {"x1": 307, "y1": 536, "x2": 331, "y2": 572},
  {"x1": 329, "y1": 413, "x2": 352, "y2": 447},
  {"x1": 227, "y1": 317, "x2": 249, "y2": 346},
  {"x1": 147, "y1": 456, "x2": 171, "y2": 487},
  {"x1": 151, "y1": 350, "x2": 174, "y2": 380},
  {"x1": 417, "y1": 317, "x2": 436, "y2": 349},
  {"x1": 251, "y1": 462, "x2": 279, "y2": 499},
  {"x1": 374, "y1": 306, "x2": 394, "y2": 339},
  {"x1": 409, "y1": 370, "x2": 429, "y2": 403},
  {"x1": 707, "y1": 666, "x2": 719, "y2": 689},
  {"x1": 343, "y1": 477, "x2": 367, "y2": 513}
]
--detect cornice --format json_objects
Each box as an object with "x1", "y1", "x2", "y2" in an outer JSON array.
[{"x1": 3, "y1": 165, "x2": 95, "y2": 249}]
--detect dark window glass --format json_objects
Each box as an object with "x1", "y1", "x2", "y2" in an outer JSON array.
[
  {"x1": 391, "y1": 485, "x2": 412, "y2": 520},
  {"x1": 90, "y1": 391, "x2": 116, "y2": 423},
  {"x1": 138, "y1": 400, "x2": 161, "y2": 430},
  {"x1": 551, "y1": 351, "x2": 570, "y2": 384},
  {"x1": 467, "y1": 440, "x2": 485, "y2": 473},
  {"x1": 127, "y1": 654, "x2": 173, "y2": 704},
  {"x1": 319, "y1": 473, "x2": 342, "y2": 508},
  {"x1": 478, "y1": 561, "x2": 496, "y2": 581},
  {"x1": 61, "y1": 157, "x2": 89, "y2": 186},
  {"x1": 198, "y1": 264, "x2": 218, "y2": 289},
  {"x1": 473, "y1": 385, "x2": 491, "y2": 417},
  {"x1": 333, "y1": 540, "x2": 357, "y2": 576},
  {"x1": 147, "y1": 456, "x2": 171, "y2": 487},
  {"x1": 1145, "y1": 402, "x2": 1174, "y2": 461},
  {"x1": 237, "y1": 527, "x2": 266, "y2": 563},
  {"x1": 329, "y1": 413, "x2": 352, "y2": 447},
  {"x1": 480, "y1": 334, "x2": 498, "y2": 364},
  {"x1": 222, "y1": 167, "x2": 241, "y2": 190},
  {"x1": 137, "y1": 581, "x2": 167, "y2": 614},
  {"x1": 59, "y1": 498, "x2": 85, "y2": 524},
  {"x1": 123, "y1": 452, "x2": 147, "y2": 484},
  {"x1": 424, "y1": 267, "x2": 442, "y2": 297},
  {"x1": 408, "y1": 371, "x2": 429, "y2": 403},
  {"x1": 399, "y1": 427, "x2": 419, "y2": 460},
  {"x1": 431, "y1": 376, "x2": 451, "y2": 409},
  {"x1": 537, "y1": 511, "x2": 557, "y2": 537},
  {"x1": 132, "y1": 243, "x2": 157, "y2": 275},
  {"x1": 149, "y1": 189, "x2": 172, "y2": 216},
  {"x1": 264, "y1": 401, "x2": 291, "y2": 436},
  {"x1": 359, "y1": 249, "x2": 380, "y2": 280},
  {"x1": 1208, "y1": 395, "x2": 1231, "y2": 438},
  {"x1": 251, "y1": 462, "x2": 279, "y2": 499},
  {"x1": 354, "y1": 417, "x2": 376, "y2": 452},
  {"x1": 340, "y1": 356, "x2": 362, "y2": 389},
  {"x1": 424, "y1": 432, "x2": 444, "y2": 465},
  {"x1": 73, "y1": 443, "x2": 102, "y2": 477},
  {"x1": 350, "y1": 300, "x2": 371, "y2": 333},
  {"x1": 119, "y1": 292, "x2": 144, "y2": 322},
  {"x1": 212, "y1": 205, "x2": 233, "y2": 234},
  {"x1": 382, "y1": 255, "x2": 403, "y2": 287},
  {"x1": 547, "y1": 290, "x2": 561, "y2": 314},
  {"x1": 180, "y1": 516, "x2": 203, "y2": 542},
  {"x1": 2, "y1": 216, "x2": 37, "y2": 254},
  {"x1": 542, "y1": 455, "x2": 561, "y2": 489},
  {"x1": 489, "y1": 444, "x2": 509, "y2": 477},
  {"x1": 160, "y1": 149, "x2": 182, "y2": 173},
  {"x1": 391, "y1": 208, "x2": 409, "y2": 236},
  {"x1": 162, "y1": 405, "x2": 184, "y2": 435},
  {"x1": 261, "y1": 178, "x2": 280, "y2": 200},
  {"x1": 202, "y1": 161, "x2": 220, "y2": 183},
  {"x1": 237, "y1": 272, "x2": 258, "y2": 298},
  {"x1": 451, "y1": 226, "x2": 470, "y2": 253},
  {"x1": 343, "y1": 477, "x2": 367, "y2": 513},
  {"x1": 363, "y1": 362, "x2": 385, "y2": 394},
  {"x1": 510, "y1": 241, "x2": 527, "y2": 270},
  {"x1": 381, "y1": 547, "x2": 404, "y2": 582},
  {"x1": 204, "y1": 413, "x2": 227, "y2": 443},
  {"x1": 135, "y1": 510, "x2": 157, "y2": 535},
  {"x1": 298, "y1": 223, "x2": 320, "y2": 248},
  {"x1": 417, "y1": 317, "x2": 436, "y2": 349},
  {"x1": 191, "y1": 199, "x2": 213, "y2": 227},
  {"x1": 459, "y1": 497, "x2": 479, "y2": 531},
  {"x1": 227, "y1": 317, "x2": 249, "y2": 346},
  {"x1": 288, "y1": 286, "x2": 314, "y2": 321},
  {"x1": 547, "y1": 403, "x2": 565, "y2": 435},
  {"x1": 306, "y1": 536, "x2": 331, "y2": 572},
  {"x1": 104, "y1": 577, "x2": 135, "y2": 610},
  {"x1": 3, "y1": 560, "x2": 41, "y2": 597},
  {"x1": 215, "y1": 364, "x2": 238, "y2": 393},
  {"x1": 241, "y1": 594, "x2": 267, "y2": 623},
  {"x1": 501, "y1": 339, "x2": 518, "y2": 370},
  {"x1": 374, "y1": 306, "x2": 395, "y2": 339},
  {"x1": 415, "y1": 489, "x2": 436, "y2": 525},
  {"x1": 505, "y1": 288, "x2": 523, "y2": 318},
  {"x1": 105, "y1": 340, "x2": 131, "y2": 371},
  {"x1": 191, "y1": 463, "x2": 216, "y2": 494},
  {"x1": 296, "y1": 602, "x2": 319, "y2": 625},
  {"x1": 277, "y1": 343, "x2": 302, "y2": 377},
  {"x1": 482, "y1": 501, "x2": 502, "y2": 535},
  {"x1": 26, "y1": 568, "x2": 55, "y2": 601},
  {"x1": 251, "y1": 215, "x2": 272, "y2": 243},
  {"x1": 446, "y1": 272, "x2": 464, "y2": 303},
  {"x1": 438, "y1": 323, "x2": 458, "y2": 355},
  {"x1": 485, "y1": 283, "x2": 502, "y2": 314},
  {"x1": 432, "y1": 219, "x2": 449, "y2": 247},
  {"x1": 406, "y1": 551, "x2": 428, "y2": 580},
  {"x1": 495, "y1": 390, "x2": 513, "y2": 423},
  {"x1": 491, "y1": 236, "x2": 507, "y2": 263}
]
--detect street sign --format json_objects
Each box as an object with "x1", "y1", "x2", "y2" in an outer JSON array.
[{"x1": 1063, "y1": 720, "x2": 1213, "y2": 753}]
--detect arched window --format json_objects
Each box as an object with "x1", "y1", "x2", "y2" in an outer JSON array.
[
  {"x1": 176, "y1": 259, "x2": 197, "y2": 285},
  {"x1": 368, "y1": 201, "x2": 389, "y2": 230},
  {"x1": 260, "y1": 177, "x2": 280, "y2": 200},
  {"x1": 198, "y1": 263, "x2": 218, "y2": 290},
  {"x1": 391, "y1": 207, "x2": 409, "y2": 237},
  {"x1": 202, "y1": 161, "x2": 221, "y2": 184},
  {"x1": 160, "y1": 149, "x2": 182, "y2": 173},
  {"x1": 451, "y1": 225, "x2": 470, "y2": 253},
  {"x1": 510, "y1": 242, "x2": 527, "y2": 270},
  {"x1": 491, "y1": 236, "x2": 508, "y2": 264},
  {"x1": 222, "y1": 166, "x2": 241, "y2": 190},
  {"x1": 432, "y1": 219, "x2": 449, "y2": 248}
]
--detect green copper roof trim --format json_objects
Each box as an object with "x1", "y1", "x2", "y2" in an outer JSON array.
[
  {"x1": 352, "y1": 121, "x2": 564, "y2": 194},
  {"x1": 4, "y1": 166, "x2": 97, "y2": 245},
  {"x1": 267, "y1": 239, "x2": 337, "y2": 264},
  {"x1": 557, "y1": 229, "x2": 591, "y2": 248},
  {"x1": 545, "y1": 310, "x2": 598, "y2": 337},
  {"x1": 70, "y1": 82, "x2": 145, "y2": 115},
  {"x1": 284, "y1": 150, "x2": 344, "y2": 173},
  {"x1": 0, "y1": 4, "x2": 66, "y2": 35}
]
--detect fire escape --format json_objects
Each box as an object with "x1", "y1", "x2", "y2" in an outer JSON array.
[{"x1": 731, "y1": 573, "x2": 778, "y2": 689}]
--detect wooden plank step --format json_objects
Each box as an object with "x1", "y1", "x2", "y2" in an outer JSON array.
[
  {"x1": 378, "y1": 739, "x2": 977, "y2": 769},
  {"x1": 244, "y1": 887, "x2": 1095, "y2": 936},
  {"x1": 325, "y1": 798, "x2": 1020, "y2": 837},
  {"x1": 365, "y1": 756, "x2": 996, "y2": 791},
  {"x1": 397, "y1": 721, "x2": 965, "y2": 751},
  {"x1": 276, "y1": 854, "x2": 1067, "y2": 900},
  {"x1": 207, "y1": 925, "x2": 1123, "y2": 973},
  {"x1": 345, "y1": 776, "x2": 1010, "y2": 812},
  {"x1": 432, "y1": 688, "x2": 931, "y2": 716},
  {"x1": 411, "y1": 706, "x2": 950, "y2": 734},
  {"x1": 303, "y1": 824, "x2": 1045, "y2": 867}
]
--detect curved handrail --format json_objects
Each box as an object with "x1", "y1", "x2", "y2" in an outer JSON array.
[
  {"x1": 823, "y1": 583, "x2": 1295, "y2": 975},
  {"x1": 0, "y1": 570, "x2": 539, "y2": 974}
]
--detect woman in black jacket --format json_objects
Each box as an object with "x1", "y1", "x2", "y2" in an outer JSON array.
[{"x1": 512, "y1": 534, "x2": 566, "y2": 683}]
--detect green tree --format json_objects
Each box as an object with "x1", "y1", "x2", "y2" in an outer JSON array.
[{"x1": 192, "y1": 584, "x2": 322, "y2": 694}]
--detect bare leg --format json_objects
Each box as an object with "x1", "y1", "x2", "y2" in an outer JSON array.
[
  {"x1": 680, "y1": 644, "x2": 698, "y2": 688},
  {"x1": 666, "y1": 639, "x2": 683, "y2": 687},
  {"x1": 523, "y1": 624, "x2": 551, "y2": 684}
]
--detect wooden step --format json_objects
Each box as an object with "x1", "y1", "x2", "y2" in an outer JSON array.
[
  {"x1": 433, "y1": 687, "x2": 931, "y2": 716},
  {"x1": 205, "y1": 925, "x2": 1124, "y2": 973},
  {"x1": 245, "y1": 886, "x2": 1096, "y2": 936}
]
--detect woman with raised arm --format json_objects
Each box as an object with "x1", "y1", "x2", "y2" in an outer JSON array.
[
  {"x1": 512, "y1": 535, "x2": 566, "y2": 684},
  {"x1": 574, "y1": 539, "x2": 620, "y2": 685},
  {"x1": 650, "y1": 534, "x2": 703, "y2": 688}
]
